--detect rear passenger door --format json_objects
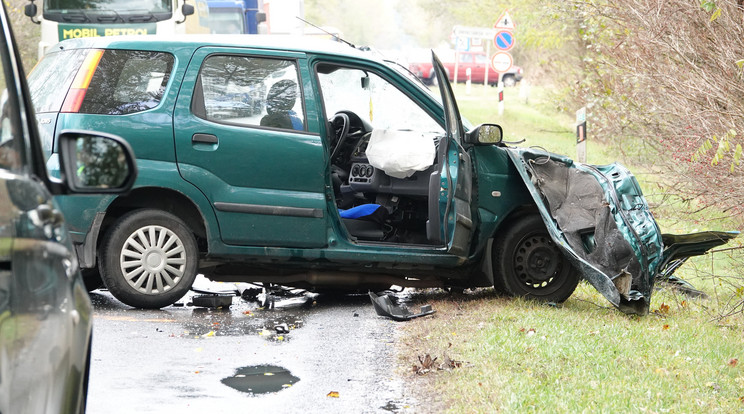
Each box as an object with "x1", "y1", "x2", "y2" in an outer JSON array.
[{"x1": 174, "y1": 48, "x2": 328, "y2": 248}]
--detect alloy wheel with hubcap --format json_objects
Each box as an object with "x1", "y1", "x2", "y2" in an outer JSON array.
[
  {"x1": 120, "y1": 224, "x2": 187, "y2": 295},
  {"x1": 100, "y1": 209, "x2": 198, "y2": 308}
]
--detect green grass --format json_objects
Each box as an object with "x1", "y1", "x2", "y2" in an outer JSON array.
[
  {"x1": 399, "y1": 286, "x2": 744, "y2": 413},
  {"x1": 398, "y1": 82, "x2": 744, "y2": 413}
]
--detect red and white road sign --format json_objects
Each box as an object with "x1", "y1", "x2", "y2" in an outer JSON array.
[
  {"x1": 491, "y1": 52, "x2": 513, "y2": 73},
  {"x1": 494, "y1": 10, "x2": 515, "y2": 30}
]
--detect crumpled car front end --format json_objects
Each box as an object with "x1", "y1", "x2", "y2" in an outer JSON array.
[{"x1": 505, "y1": 147, "x2": 737, "y2": 315}]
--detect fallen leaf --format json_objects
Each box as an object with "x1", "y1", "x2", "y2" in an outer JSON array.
[
  {"x1": 194, "y1": 371, "x2": 200, "y2": 374},
  {"x1": 277, "y1": 336, "x2": 284, "y2": 341},
  {"x1": 681, "y1": 300, "x2": 688, "y2": 308},
  {"x1": 419, "y1": 354, "x2": 437, "y2": 369},
  {"x1": 327, "y1": 391, "x2": 340, "y2": 398},
  {"x1": 663, "y1": 324, "x2": 670, "y2": 330},
  {"x1": 658, "y1": 303, "x2": 670, "y2": 314},
  {"x1": 204, "y1": 331, "x2": 216, "y2": 337},
  {"x1": 728, "y1": 358, "x2": 739, "y2": 367},
  {"x1": 264, "y1": 372, "x2": 275, "y2": 376},
  {"x1": 243, "y1": 310, "x2": 252, "y2": 315},
  {"x1": 282, "y1": 384, "x2": 292, "y2": 388}
]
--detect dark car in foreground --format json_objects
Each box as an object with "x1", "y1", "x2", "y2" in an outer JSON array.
[
  {"x1": 0, "y1": 3, "x2": 137, "y2": 412},
  {"x1": 27, "y1": 34, "x2": 735, "y2": 316}
]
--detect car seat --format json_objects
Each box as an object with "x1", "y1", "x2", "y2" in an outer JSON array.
[
  {"x1": 260, "y1": 79, "x2": 303, "y2": 130},
  {"x1": 339, "y1": 204, "x2": 387, "y2": 241}
]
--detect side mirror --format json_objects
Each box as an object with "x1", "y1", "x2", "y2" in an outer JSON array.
[
  {"x1": 466, "y1": 123, "x2": 503, "y2": 145},
  {"x1": 182, "y1": 3, "x2": 195, "y2": 17},
  {"x1": 57, "y1": 131, "x2": 137, "y2": 194},
  {"x1": 256, "y1": 12, "x2": 267, "y2": 24},
  {"x1": 24, "y1": 3, "x2": 37, "y2": 18}
]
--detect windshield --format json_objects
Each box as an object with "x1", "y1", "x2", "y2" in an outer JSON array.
[
  {"x1": 44, "y1": 0, "x2": 172, "y2": 22},
  {"x1": 201, "y1": 8, "x2": 245, "y2": 34},
  {"x1": 386, "y1": 58, "x2": 474, "y2": 131},
  {"x1": 318, "y1": 65, "x2": 443, "y2": 134}
]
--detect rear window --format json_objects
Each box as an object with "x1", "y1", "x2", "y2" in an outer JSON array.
[
  {"x1": 81, "y1": 50, "x2": 174, "y2": 115},
  {"x1": 28, "y1": 49, "x2": 174, "y2": 115},
  {"x1": 28, "y1": 49, "x2": 87, "y2": 113}
]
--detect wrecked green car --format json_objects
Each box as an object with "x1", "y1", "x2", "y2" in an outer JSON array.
[{"x1": 28, "y1": 35, "x2": 736, "y2": 313}]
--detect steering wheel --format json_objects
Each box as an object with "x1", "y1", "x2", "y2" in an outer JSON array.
[{"x1": 329, "y1": 112, "x2": 350, "y2": 162}]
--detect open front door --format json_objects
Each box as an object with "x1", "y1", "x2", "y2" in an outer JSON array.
[{"x1": 426, "y1": 52, "x2": 474, "y2": 257}]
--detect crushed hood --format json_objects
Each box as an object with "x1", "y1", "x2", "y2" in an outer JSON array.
[{"x1": 504, "y1": 147, "x2": 737, "y2": 315}]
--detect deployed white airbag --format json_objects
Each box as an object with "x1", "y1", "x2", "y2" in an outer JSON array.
[{"x1": 365, "y1": 129, "x2": 436, "y2": 179}]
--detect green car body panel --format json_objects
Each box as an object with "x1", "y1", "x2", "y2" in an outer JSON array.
[{"x1": 29, "y1": 35, "x2": 736, "y2": 314}]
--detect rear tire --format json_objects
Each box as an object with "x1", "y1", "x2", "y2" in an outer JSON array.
[
  {"x1": 493, "y1": 215, "x2": 578, "y2": 302},
  {"x1": 100, "y1": 209, "x2": 198, "y2": 308}
]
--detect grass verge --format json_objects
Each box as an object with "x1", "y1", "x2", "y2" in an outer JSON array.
[{"x1": 399, "y1": 285, "x2": 744, "y2": 412}]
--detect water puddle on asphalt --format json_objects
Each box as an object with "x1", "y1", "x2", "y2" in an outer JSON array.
[{"x1": 221, "y1": 365, "x2": 300, "y2": 394}]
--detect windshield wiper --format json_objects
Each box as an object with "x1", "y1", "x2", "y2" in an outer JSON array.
[
  {"x1": 61, "y1": 11, "x2": 90, "y2": 23},
  {"x1": 95, "y1": 9, "x2": 123, "y2": 23},
  {"x1": 127, "y1": 10, "x2": 157, "y2": 22}
]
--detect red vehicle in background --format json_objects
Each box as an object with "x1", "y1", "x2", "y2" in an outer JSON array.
[{"x1": 409, "y1": 50, "x2": 523, "y2": 87}]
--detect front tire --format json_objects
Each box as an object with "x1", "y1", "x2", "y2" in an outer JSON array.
[
  {"x1": 502, "y1": 75, "x2": 517, "y2": 87},
  {"x1": 100, "y1": 209, "x2": 198, "y2": 308},
  {"x1": 493, "y1": 215, "x2": 578, "y2": 302}
]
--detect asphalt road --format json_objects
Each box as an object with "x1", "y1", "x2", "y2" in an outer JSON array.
[{"x1": 85, "y1": 276, "x2": 416, "y2": 413}]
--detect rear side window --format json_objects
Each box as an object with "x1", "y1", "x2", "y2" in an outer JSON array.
[
  {"x1": 80, "y1": 50, "x2": 174, "y2": 115},
  {"x1": 28, "y1": 49, "x2": 87, "y2": 113},
  {"x1": 193, "y1": 55, "x2": 305, "y2": 131}
]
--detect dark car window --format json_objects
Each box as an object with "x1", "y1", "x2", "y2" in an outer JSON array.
[
  {"x1": 194, "y1": 55, "x2": 305, "y2": 131},
  {"x1": 28, "y1": 49, "x2": 87, "y2": 113},
  {"x1": 29, "y1": 49, "x2": 174, "y2": 116},
  {"x1": 0, "y1": 54, "x2": 22, "y2": 171},
  {"x1": 80, "y1": 50, "x2": 174, "y2": 115}
]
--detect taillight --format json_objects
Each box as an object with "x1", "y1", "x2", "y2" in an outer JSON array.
[{"x1": 61, "y1": 49, "x2": 104, "y2": 113}]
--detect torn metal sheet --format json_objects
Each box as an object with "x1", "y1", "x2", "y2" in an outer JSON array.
[
  {"x1": 369, "y1": 291, "x2": 435, "y2": 321},
  {"x1": 505, "y1": 147, "x2": 738, "y2": 315}
]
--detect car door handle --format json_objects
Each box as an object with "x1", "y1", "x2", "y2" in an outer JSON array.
[{"x1": 192, "y1": 134, "x2": 218, "y2": 145}]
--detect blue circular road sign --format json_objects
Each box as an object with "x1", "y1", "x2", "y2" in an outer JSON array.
[{"x1": 493, "y1": 30, "x2": 515, "y2": 51}]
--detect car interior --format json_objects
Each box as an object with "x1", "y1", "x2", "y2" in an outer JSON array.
[{"x1": 316, "y1": 63, "x2": 447, "y2": 246}]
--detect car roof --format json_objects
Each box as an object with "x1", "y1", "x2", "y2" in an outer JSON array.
[{"x1": 51, "y1": 34, "x2": 377, "y2": 61}]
